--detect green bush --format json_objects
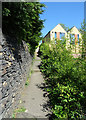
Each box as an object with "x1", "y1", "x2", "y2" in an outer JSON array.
[{"x1": 39, "y1": 40, "x2": 86, "y2": 119}]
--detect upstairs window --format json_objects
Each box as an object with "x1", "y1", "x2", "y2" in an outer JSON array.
[
  {"x1": 60, "y1": 32, "x2": 65, "y2": 40},
  {"x1": 60, "y1": 33, "x2": 65, "y2": 44},
  {"x1": 77, "y1": 34, "x2": 79, "y2": 45},
  {"x1": 70, "y1": 34, "x2": 75, "y2": 44},
  {"x1": 55, "y1": 32, "x2": 57, "y2": 38},
  {"x1": 55, "y1": 32, "x2": 57, "y2": 44}
]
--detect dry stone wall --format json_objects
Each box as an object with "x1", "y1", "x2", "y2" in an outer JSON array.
[{"x1": 0, "y1": 33, "x2": 32, "y2": 119}]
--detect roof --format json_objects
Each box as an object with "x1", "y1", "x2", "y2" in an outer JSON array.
[
  {"x1": 67, "y1": 26, "x2": 75, "y2": 32},
  {"x1": 51, "y1": 23, "x2": 67, "y2": 32},
  {"x1": 43, "y1": 24, "x2": 66, "y2": 38},
  {"x1": 43, "y1": 24, "x2": 81, "y2": 38},
  {"x1": 67, "y1": 26, "x2": 81, "y2": 34},
  {"x1": 43, "y1": 31, "x2": 50, "y2": 39}
]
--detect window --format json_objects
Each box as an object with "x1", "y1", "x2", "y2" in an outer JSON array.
[
  {"x1": 55, "y1": 32, "x2": 57, "y2": 44},
  {"x1": 77, "y1": 34, "x2": 79, "y2": 45},
  {"x1": 70, "y1": 34, "x2": 75, "y2": 44},
  {"x1": 60, "y1": 33, "x2": 65, "y2": 44},
  {"x1": 55, "y1": 32, "x2": 57, "y2": 38},
  {"x1": 60, "y1": 32, "x2": 65, "y2": 40}
]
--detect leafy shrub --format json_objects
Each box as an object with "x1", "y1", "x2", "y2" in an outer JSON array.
[{"x1": 39, "y1": 40, "x2": 86, "y2": 119}]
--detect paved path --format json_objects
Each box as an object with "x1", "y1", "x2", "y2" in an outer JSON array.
[{"x1": 16, "y1": 56, "x2": 51, "y2": 119}]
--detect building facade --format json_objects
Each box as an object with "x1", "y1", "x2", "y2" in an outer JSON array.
[{"x1": 43, "y1": 24, "x2": 82, "y2": 55}]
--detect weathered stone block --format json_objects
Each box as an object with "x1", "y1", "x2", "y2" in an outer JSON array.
[
  {"x1": 2, "y1": 81, "x2": 7, "y2": 87},
  {"x1": 0, "y1": 88, "x2": 2, "y2": 100},
  {"x1": 0, "y1": 83, "x2": 2, "y2": 88},
  {"x1": 0, "y1": 53, "x2": 2, "y2": 59},
  {"x1": 0, "y1": 45, "x2": 3, "y2": 52},
  {"x1": 0, "y1": 103, "x2": 2, "y2": 115},
  {"x1": 0, "y1": 70, "x2": 2, "y2": 76},
  {"x1": 0, "y1": 97, "x2": 8, "y2": 113},
  {"x1": 0, "y1": 60, "x2": 2, "y2": 65}
]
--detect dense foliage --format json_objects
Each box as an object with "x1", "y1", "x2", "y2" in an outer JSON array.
[
  {"x1": 39, "y1": 40, "x2": 86, "y2": 119},
  {"x1": 80, "y1": 20, "x2": 86, "y2": 58},
  {"x1": 2, "y1": 2, "x2": 45, "y2": 55}
]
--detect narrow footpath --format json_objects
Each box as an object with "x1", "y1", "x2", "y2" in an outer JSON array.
[{"x1": 16, "y1": 56, "x2": 51, "y2": 119}]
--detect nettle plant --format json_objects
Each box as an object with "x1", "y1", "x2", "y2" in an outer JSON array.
[{"x1": 39, "y1": 38, "x2": 86, "y2": 119}]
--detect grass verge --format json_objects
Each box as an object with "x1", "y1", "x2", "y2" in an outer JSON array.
[{"x1": 12, "y1": 107, "x2": 26, "y2": 118}]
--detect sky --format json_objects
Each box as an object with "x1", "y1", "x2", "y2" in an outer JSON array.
[
  {"x1": 85, "y1": 2, "x2": 86, "y2": 22},
  {"x1": 40, "y1": 2, "x2": 84, "y2": 38}
]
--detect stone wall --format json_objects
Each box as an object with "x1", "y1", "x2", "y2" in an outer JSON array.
[{"x1": 0, "y1": 33, "x2": 32, "y2": 118}]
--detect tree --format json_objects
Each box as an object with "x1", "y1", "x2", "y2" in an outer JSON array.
[
  {"x1": 80, "y1": 20, "x2": 86, "y2": 58},
  {"x1": 2, "y1": 2, "x2": 45, "y2": 55}
]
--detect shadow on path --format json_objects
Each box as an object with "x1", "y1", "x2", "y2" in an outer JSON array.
[
  {"x1": 35, "y1": 81, "x2": 55, "y2": 120},
  {"x1": 15, "y1": 56, "x2": 53, "y2": 119}
]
